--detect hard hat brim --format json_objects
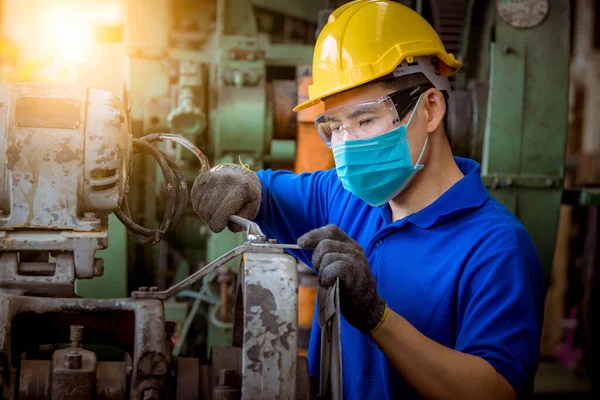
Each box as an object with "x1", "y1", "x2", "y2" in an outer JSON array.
[{"x1": 293, "y1": 54, "x2": 461, "y2": 113}]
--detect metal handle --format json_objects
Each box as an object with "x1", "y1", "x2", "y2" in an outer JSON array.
[{"x1": 229, "y1": 215, "x2": 266, "y2": 243}]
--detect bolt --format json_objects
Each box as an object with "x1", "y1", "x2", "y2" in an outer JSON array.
[
  {"x1": 83, "y1": 212, "x2": 96, "y2": 220},
  {"x1": 246, "y1": 51, "x2": 256, "y2": 61},
  {"x1": 65, "y1": 351, "x2": 82, "y2": 369},
  {"x1": 70, "y1": 325, "x2": 84, "y2": 348},
  {"x1": 142, "y1": 388, "x2": 160, "y2": 400},
  {"x1": 139, "y1": 287, "x2": 149, "y2": 292},
  {"x1": 149, "y1": 287, "x2": 159, "y2": 292},
  {"x1": 228, "y1": 50, "x2": 237, "y2": 60},
  {"x1": 218, "y1": 369, "x2": 238, "y2": 387}
]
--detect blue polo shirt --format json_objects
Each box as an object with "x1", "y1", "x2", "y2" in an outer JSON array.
[{"x1": 254, "y1": 157, "x2": 545, "y2": 399}]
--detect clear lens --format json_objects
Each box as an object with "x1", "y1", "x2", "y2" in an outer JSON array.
[{"x1": 314, "y1": 97, "x2": 400, "y2": 147}]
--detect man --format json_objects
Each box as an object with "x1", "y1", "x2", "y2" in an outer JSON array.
[{"x1": 191, "y1": 1, "x2": 545, "y2": 399}]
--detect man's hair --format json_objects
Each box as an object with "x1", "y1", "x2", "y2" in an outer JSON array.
[{"x1": 377, "y1": 72, "x2": 449, "y2": 132}]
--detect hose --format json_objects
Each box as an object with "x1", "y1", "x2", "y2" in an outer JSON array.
[{"x1": 115, "y1": 133, "x2": 210, "y2": 245}]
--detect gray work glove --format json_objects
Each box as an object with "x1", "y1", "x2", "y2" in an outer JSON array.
[
  {"x1": 191, "y1": 164, "x2": 262, "y2": 233},
  {"x1": 298, "y1": 225, "x2": 388, "y2": 335}
]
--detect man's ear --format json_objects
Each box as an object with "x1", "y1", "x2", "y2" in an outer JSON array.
[{"x1": 424, "y1": 88, "x2": 446, "y2": 134}]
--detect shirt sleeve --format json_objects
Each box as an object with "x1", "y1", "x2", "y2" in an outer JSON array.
[
  {"x1": 253, "y1": 168, "x2": 341, "y2": 265},
  {"x1": 455, "y1": 244, "x2": 546, "y2": 397}
]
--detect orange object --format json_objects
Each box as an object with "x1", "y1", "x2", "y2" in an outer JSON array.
[
  {"x1": 294, "y1": 73, "x2": 331, "y2": 355},
  {"x1": 294, "y1": 75, "x2": 334, "y2": 174}
]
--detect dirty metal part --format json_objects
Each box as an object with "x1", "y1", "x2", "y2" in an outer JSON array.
[
  {"x1": 0, "y1": 229, "x2": 107, "y2": 281},
  {"x1": 19, "y1": 360, "x2": 51, "y2": 400},
  {"x1": 0, "y1": 82, "x2": 131, "y2": 231},
  {"x1": 0, "y1": 253, "x2": 75, "y2": 297},
  {"x1": 51, "y1": 347, "x2": 96, "y2": 400},
  {"x1": 18, "y1": 360, "x2": 128, "y2": 400},
  {"x1": 131, "y1": 241, "x2": 303, "y2": 300},
  {"x1": 0, "y1": 294, "x2": 168, "y2": 400},
  {"x1": 241, "y1": 251, "x2": 298, "y2": 399},
  {"x1": 176, "y1": 358, "x2": 200, "y2": 400},
  {"x1": 318, "y1": 278, "x2": 343, "y2": 400}
]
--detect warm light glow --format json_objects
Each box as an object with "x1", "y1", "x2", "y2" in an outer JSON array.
[
  {"x1": 1, "y1": 0, "x2": 124, "y2": 84},
  {"x1": 42, "y1": 7, "x2": 94, "y2": 63}
]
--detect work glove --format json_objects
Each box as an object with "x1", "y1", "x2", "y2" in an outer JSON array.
[
  {"x1": 191, "y1": 164, "x2": 262, "y2": 233},
  {"x1": 298, "y1": 224, "x2": 388, "y2": 335}
]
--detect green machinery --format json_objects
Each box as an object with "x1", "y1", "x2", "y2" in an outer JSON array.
[
  {"x1": 114, "y1": 0, "x2": 322, "y2": 356},
  {"x1": 80, "y1": 0, "x2": 586, "y2": 359}
]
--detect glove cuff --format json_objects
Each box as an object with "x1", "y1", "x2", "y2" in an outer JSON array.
[
  {"x1": 359, "y1": 295, "x2": 387, "y2": 334},
  {"x1": 369, "y1": 305, "x2": 389, "y2": 336}
]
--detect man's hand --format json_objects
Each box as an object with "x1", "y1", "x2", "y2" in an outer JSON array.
[
  {"x1": 191, "y1": 164, "x2": 261, "y2": 233},
  {"x1": 298, "y1": 224, "x2": 387, "y2": 334}
]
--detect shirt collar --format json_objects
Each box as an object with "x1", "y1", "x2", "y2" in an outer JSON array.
[{"x1": 380, "y1": 157, "x2": 490, "y2": 229}]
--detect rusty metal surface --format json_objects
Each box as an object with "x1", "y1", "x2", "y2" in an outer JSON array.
[
  {"x1": 0, "y1": 82, "x2": 131, "y2": 230},
  {"x1": 241, "y1": 252, "x2": 298, "y2": 400},
  {"x1": 19, "y1": 360, "x2": 51, "y2": 400},
  {"x1": 83, "y1": 86, "x2": 132, "y2": 212},
  {"x1": 96, "y1": 362, "x2": 128, "y2": 400},
  {"x1": 0, "y1": 230, "x2": 107, "y2": 280},
  {"x1": 15, "y1": 97, "x2": 80, "y2": 130},
  {"x1": 51, "y1": 347, "x2": 97, "y2": 400},
  {"x1": 19, "y1": 360, "x2": 128, "y2": 400},
  {"x1": 0, "y1": 253, "x2": 75, "y2": 297},
  {"x1": 0, "y1": 294, "x2": 168, "y2": 400}
]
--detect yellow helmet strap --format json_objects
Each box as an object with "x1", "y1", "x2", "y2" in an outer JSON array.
[{"x1": 392, "y1": 56, "x2": 451, "y2": 92}]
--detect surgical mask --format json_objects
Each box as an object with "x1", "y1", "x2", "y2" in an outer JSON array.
[{"x1": 331, "y1": 94, "x2": 428, "y2": 206}]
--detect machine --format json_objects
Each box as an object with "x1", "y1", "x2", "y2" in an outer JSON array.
[{"x1": 0, "y1": 81, "x2": 324, "y2": 399}]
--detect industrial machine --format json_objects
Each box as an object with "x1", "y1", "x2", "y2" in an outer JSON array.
[{"x1": 0, "y1": 81, "x2": 322, "y2": 399}]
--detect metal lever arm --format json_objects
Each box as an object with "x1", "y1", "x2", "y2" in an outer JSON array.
[{"x1": 228, "y1": 215, "x2": 266, "y2": 242}]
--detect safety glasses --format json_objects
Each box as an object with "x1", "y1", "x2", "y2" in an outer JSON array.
[{"x1": 314, "y1": 84, "x2": 433, "y2": 147}]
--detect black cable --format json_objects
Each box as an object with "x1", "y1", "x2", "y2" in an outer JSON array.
[{"x1": 115, "y1": 136, "x2": 190, "y2": 245}]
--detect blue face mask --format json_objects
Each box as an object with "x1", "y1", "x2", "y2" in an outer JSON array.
[{"x1": 332, "y1": 96, "x2": 428, "y2": 207}]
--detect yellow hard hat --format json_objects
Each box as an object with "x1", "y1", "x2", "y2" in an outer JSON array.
[{"x1": 293, "y1": 0, "x2": 462, "y2": 112}]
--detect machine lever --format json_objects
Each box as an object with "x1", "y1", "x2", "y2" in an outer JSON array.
[
  {"x1": 228, "y1": 215, "x2": 266, "y2": 243},
  {"x1": 132, "y1": 241, "x2": 304, "y2": 300}
]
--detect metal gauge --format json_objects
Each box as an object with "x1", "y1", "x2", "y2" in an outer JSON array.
[{"x1": 496, "y1": 0, "x2": 549, "y2": 28}]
